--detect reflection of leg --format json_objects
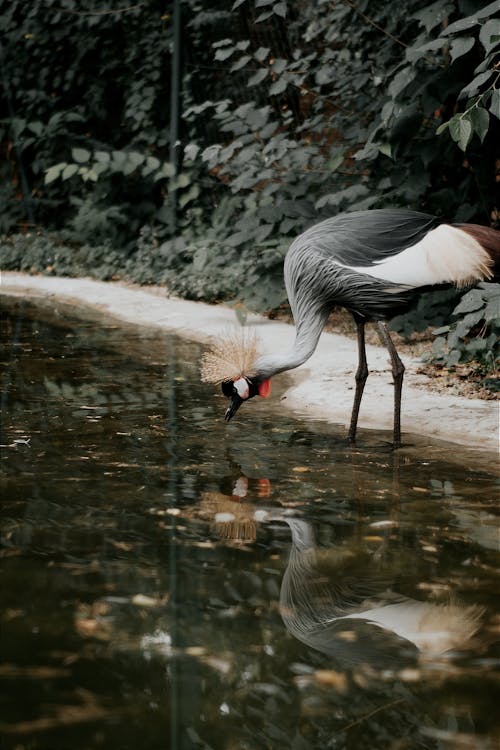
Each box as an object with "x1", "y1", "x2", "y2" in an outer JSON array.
[
  {"x1": 348, "y1": 318, "x2": 368, "y2": 443},
  {"x1": 391, "y1": 450, "x2": 401, "y2": 521},
  {"x1": 377, "y1": 321, "x2": 405, "y2": 449}
]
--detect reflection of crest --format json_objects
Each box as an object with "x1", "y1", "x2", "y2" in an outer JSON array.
[
  {"x1": 277, "y1": 517, "x2": 484, "y2": 670},
  {"x1": 195, "y1": 475, "x2": 271, "y2": 545},
  {"x1": 199, "y1": 492, "x2": 258, "y2": 544}
]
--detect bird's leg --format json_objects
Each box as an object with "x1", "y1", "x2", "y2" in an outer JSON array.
[
  {"x1": 347, "y1": 318, "x2": 368, "y2": 443},
  {"x1": 376, "y1": 321, "x2": 405, "y2": 449}
]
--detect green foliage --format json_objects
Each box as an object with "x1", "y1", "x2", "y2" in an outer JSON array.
[
  {"x1": 1, "y1": 0, "x2": 499, "y2": 342},
  {"x1": 432, "y1": 283, "x2": 500, "y2": 370},
  {"x1": 390, "y1": 288, "x2": 463, "y2": 336},
  {"x1": 0, "y1": 0, "x2": 181, "y2": 239},
  {"x1": 433, "y1": 0, "x2": 500, "y2": 151}
]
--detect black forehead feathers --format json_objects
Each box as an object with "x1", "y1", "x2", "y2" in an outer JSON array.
[{"x1": 221, "y1": 380, "x2": 234, "y2": 397}]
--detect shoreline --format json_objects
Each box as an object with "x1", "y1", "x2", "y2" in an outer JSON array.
[{"x1": 1, "y1": 271, "x2": 498, "y2": 454}]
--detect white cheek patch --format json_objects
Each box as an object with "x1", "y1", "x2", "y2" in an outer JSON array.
[{"x1": 233, "y1": 377, "x2": 250, "y2": 400}]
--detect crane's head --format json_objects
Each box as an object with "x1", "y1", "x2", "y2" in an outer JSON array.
[
  {"x1": 221, "y1": 374, "x2": 271, "y2": 421},
  {"x1": 200, "y1": 330, "x2": 272, "y2": 421}
]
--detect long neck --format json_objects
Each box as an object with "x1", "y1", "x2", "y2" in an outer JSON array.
[{"x1": 255, "y1": 308, "x2": 328, "y2": 379}]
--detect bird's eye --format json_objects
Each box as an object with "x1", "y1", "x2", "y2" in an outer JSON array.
[{"x1": 221, "y1": 381, "x2": 234, "y2": 398}]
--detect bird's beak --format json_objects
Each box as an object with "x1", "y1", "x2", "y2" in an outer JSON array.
[{"x1": 224, "y1": 393, "x2": 243, "y2": 422}]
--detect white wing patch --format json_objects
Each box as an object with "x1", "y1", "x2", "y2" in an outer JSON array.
[{"x1": 348, "y1": 224, "x2": 493, "y2": 287}]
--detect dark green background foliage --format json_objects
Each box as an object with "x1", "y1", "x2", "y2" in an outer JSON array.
[{"x1": 1, "y1": 0, "x2": 499, "y2": 368}]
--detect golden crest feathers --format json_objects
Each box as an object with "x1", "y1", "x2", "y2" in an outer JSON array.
[{"x1": 200, "y1": 328, "x2": 260, "y2": 384}]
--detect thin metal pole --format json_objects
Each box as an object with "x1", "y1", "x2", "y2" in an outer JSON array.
[
  {"x1": 168, "y1": 0, "x2": 182, "y2": 233},
  {"x1": 166, "y1": 340, "x2": 179, "y2": 750}
]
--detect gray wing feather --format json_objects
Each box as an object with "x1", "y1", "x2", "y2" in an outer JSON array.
[
  {"x1": 285, "y1": 209, "x2": 439, "y2": 321},
  {"x1": 292, "y1": 209, "x2": 441, "y2": 266}
]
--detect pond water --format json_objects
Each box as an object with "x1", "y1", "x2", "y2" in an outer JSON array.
[{"x1": 1, "y1": 296, "x2": 499, "y2": 750}]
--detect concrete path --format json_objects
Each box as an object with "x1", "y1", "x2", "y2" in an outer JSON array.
[{"x1": 1, "y1": 272, "x2": 498, "y2": 453}]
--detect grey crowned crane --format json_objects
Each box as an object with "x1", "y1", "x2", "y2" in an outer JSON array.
[{"x1": 201, "y1": 209, "x2": 500, "y2": 447}]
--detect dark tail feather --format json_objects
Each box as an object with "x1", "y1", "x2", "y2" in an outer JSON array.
[{"x1": 455, "y1": 223, "x2": 500, "y2": 275}]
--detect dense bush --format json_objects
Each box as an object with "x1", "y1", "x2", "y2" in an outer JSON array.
[{"x1": 1, "y1": 0, "x2": 499, "y2": 371}]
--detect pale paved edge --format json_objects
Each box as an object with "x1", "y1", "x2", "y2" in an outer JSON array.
[{"x1": 1, "y1": 271, "x2": 498, "y2": 453}]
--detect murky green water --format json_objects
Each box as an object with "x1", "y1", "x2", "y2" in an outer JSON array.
[{"x1": 1, "y1": 296, "x2": 499, "y2": 750}]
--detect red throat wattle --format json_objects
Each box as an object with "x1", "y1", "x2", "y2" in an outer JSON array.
[{"x1": 258, "y1": 379, "x2": 272, "y2": 398}]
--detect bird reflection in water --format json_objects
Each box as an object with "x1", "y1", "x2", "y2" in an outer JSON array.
[
  {"x1": 271, "y1": 516, "x2": 484, "y2": 671},
  {"x1": 197, "y1": 475, "x2": 271, "y2": 545}
]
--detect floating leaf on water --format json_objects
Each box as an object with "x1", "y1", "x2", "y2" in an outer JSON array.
[
  {"x1": 369, "y1": 520, "x2": 398, "y2": 528},
  {"x1": 314, "y1": 669, "x2": 348, "y2": 692},
  {"x1": 131, "y1": 594, "x2": 168, "y2": 608}
]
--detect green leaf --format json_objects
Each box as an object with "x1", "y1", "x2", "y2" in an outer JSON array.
[
  {"x1": 436, "y1": 121, "x2": 449, "y2": 135},
  {"x1": 273, "y1": 2, "x2": 287, "y2": 18},
  {"x1": 62, "y1": 164, "x2": 79, "y2": 180},
  {"x1": 254, "y1": 47, "x2": 270, "y2": 62},
  {"x1": 154, "y1": 162, "x2": 176, "y2": 180},
  {"x1": 405, "y1": 38, "x2": 446, "y2": 63},
  {"x1": 94, "y1": 151, "x2": 110, "y2": 163},
  {"x1": 27, "y1": 121, "x2": 43, "y2": 136},
  {"x1": 214, "y1": 47, "x2": 235, "y2": 62},
  {"x1": 127, "y1": 151, "x2": 145, "y2": 168},
  {"x1": 439, "y1": 1, "x2": 500, "y2": 36},
  {"x1": 412, "y1": 0, "x2": 454, "y2": 32},
  {"x1": 201, "y1": 144, "x2": 221, "y2": 164},
  {"x1": 92, "y1": 162, "x2": 108, "y2": 176},
  {"x1": 232, "y1": 0, "x2": 247, "y2": 8},
  {"x1": 72, "y1": 147, "x2": 90, "y2": 163},
  {"x1": 327, "y1": 153, "x2": 344, "y2": 171},
  {"x1": 142, "y1": 156, "x2": 161, "y2": 177},
  {"x1": 441, "y1": 14, "x2": 479, "y2": 36},
  {"x1": 469, "y1": 106, "x2": 490, "y2": 143},
  {"x1": 248, "y1": 68, "x2": 268, "y2": 86},
  {"x1": 184, "y1": 143, "x2": 200, "y2": 160},
  {"x1": 246, "y1": 107, "x2": 270, "y2": 130},
  {"x1": 388, "y1": 67, "x2": 416, "y2": 98},
  {"x1": 255, "y1": 10, "x2": 274, "y2": 22},
  {"x1": 449, "y1": 115, "x2": 473, "y2": 151},
  {"x1": 485, "y1": 298, "x2": 500, "y2": 320},
  {"x1": 78, "y1": 166, "x2": 98, "y2": 182},
  {"x1": 231, "y1": 55, "x2": 251, "y2": 71},
  {"x1": 449, "y1": 36, "x2": 475, "y2": 62},
  {"x1": 156, "y1": 205, "x2": 171, "y2": 224},
  {"x1": 212, "y1": 38, "x2": 233, "y2": 48},
  {"x1": 179, "y1": 184, "x2": 200, "y2": 208},
  {"x1": 269, "y1": 78, "x2": 288, "y2": 96},
  {"x1": 44, "y1": 163, "x2": 66, "y2": 184},
  {"x1": 271, "y1": 58, "x2": 287, "y2": 75},
  {"x1": 174, "y1": 173, "x2": 191, "y2": 189},
  {"x1": 479, "y1": 18, "x2": 500, "y2": 52},
  {"x1": 459, "y1": 70, "x2": 494, "y2": 99},
  {"x1": 490, "y1": 90, "x2": 500, "y2": 119},
  {"x1": 446, "y1": 349, "x2": 462, "y2": 366},
  {"x1": 453, "y1": 290, "x2": 485, "y2": 314},
  {"x1": 354, "y1": 143, "x2": 379, "y2": 161},
  {"x1": 462, "y1": 309, "x2": 487, "y2": 329},
  {"x1": 111, "y1": 150, "x2": 127, "y2": 169}
]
